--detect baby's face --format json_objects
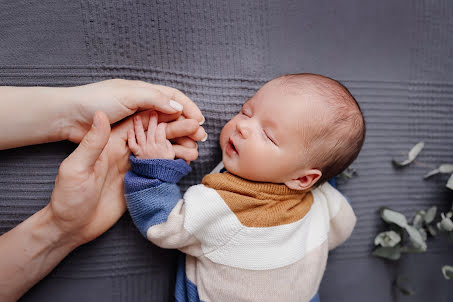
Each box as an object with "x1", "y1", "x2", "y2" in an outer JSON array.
[{"x1": 220, "y1": 79, "x2": 327, "y2": 184}]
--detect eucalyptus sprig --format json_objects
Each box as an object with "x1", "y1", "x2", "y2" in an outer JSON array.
[
  {"x1": 436, "y1": 202, "x2": 453, "y2": 241},
  {"x1": 392, "y1": 141, "x2": 424, "y2": 168},
  {"x1": 442, "y1": 265, "x2": 453, "y2": 280},
  {"x1": 372, "y1": 206, "x2": 436, "y2": 261},
  {"x1": 424, "y1": 164, "x2": 453, "y2": 190},
  {"x1": 336, "y1": 167, "x2": 357, "y2": 181},
  {"x1": 370, "y1": 141, "x2": 453, "y2": 295}
]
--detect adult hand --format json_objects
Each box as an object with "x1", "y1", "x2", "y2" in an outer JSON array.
[
  {"x1": 0, "y1": 79, "x2": 206, "y2": 151},
  {"x1": 47, "y1": 108, "x2": 199, "y2": 246},
  {"x1": 47, "y1": 111, "x2": 115, "y2": 245},
  {"x1": 0, "y1": 83, "x2": 203, "y2": 301},
  {"x1": 64, "y1": 79, "x2": 206, "y2": 143}
]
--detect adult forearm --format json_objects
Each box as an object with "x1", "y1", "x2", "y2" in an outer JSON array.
[
  {"x1": 0, "y1": 86, "x2": 73, "y2": 150},
  {"x1": 0, "y1": 206, "x2": 77, "y2": 302}
]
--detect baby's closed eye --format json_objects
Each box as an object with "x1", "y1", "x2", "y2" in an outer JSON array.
[{"x1": 263, "y1": 128, "x2": 278, "y2": 146}]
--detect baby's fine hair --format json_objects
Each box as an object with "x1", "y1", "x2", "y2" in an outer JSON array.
[{"x1": 277, "y1": 73, "x2": 366, "y2": 188}]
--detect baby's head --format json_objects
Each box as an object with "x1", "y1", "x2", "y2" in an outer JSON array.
[{"x1": 219, "y1": 73, "x2": 366, "y2": 191}]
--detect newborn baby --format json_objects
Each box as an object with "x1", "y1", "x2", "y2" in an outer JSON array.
[{"x1": 124, "y1": 73, "x2": 365, "y2": 302}]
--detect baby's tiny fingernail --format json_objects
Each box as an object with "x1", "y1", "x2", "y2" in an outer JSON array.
[
  {"x1": 199, "y1": 116, "x2": 205, "y2": 125},
  {"x1": 169, "y1": 100, "x2": 183, "y2": 111},
  {"x1": 201, "y1": 133, "x2": 208, "y2": 142},
  {"x1": 177, "y1": 115, "x2": 185, "y2": 121}
]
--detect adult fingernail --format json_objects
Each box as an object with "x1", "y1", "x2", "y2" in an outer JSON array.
[
  {"x1": 199, "y1": 116, "x2": 205, "y2": 125},
  {"x1": 201, "y1": 133, "x2": 208, "y2": 142},
  {"x1": 169, "y1": 99, "x2": 183, "y2": 111}
]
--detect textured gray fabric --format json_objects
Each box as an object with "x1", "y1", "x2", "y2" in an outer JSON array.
[{"x1": 1, "y1": 0, "x2": 452, "y2": 301}]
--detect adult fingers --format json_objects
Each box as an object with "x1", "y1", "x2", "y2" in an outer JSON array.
[
  {"x1": 189, "y1": 127, "x2": 208, "y2": 142},
  {"x1": 151, "y1": 84, "x2": 204, "y2": 125},
  {"x1": 67, "y1": 111, "x2": 111, "y2": 170},
  {"x1": 121, "y1": 83, "x2": 184, "y2": 114},
  {"x1": 174, "y1": 145, "x2": 198, "y2": 162},
  {"x1": 166, "y1": 119, "x2": 207, "y2": 141},
  {"x1": 165, "y1": 119, "x2": 198, "y2": 140},
  {"x1": 171, "y1": 137, "x2": 197, "y2": 149},
  {"x1": 156, "y1": 111, "x2": 182, "y2": 123},
  {"x1": 173, "y1": 115, "x2": 208, "y2": 142}
]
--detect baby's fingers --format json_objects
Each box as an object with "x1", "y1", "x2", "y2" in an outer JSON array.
[
  {"x1": 147, "y1": 111, "x2": 158, "y2": 144},
  {"x1": 128, "y1": 129, "x2": 139, "y2": 155},
  {"x1": 133, "y1": 115, "x2": 146, "y2": 146},
  {"x1": 155, "y1": 123, "x2": 168, "y2": 146}
]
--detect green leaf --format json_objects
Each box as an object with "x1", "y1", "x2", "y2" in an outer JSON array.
[
  {"x1": 424, "y1": 168, "x2": 440, "y2": 179},
  {"x1": 392, "y1": 141, "x2": 424, "y2": 168},
  {"x1": 337, "y1": 167, "x2": 357, "y2": 180},
  {"x1": 381, "y1": 207, "x2": 408, "y2": 228},
  {"x1": 406, "y1": 225, "x2": 427, "y2": 251},
  {"x1": 372, "y1": 246, "x2": 401, "y2": 260},
  {"x1": 395, "y1": 276, "x2": 415, "y2": 296},
  {"x1": 418, "y1": 228, "x2": 427, "y2": 241},
  {"x1": 424, "y1": 206, "x2": 437, "y2": 224},
  {"x1": 374, "y1": 231, "x2": 401, "y2": 247},
  {"x1": 424, "y1": 164, "x2": 453, "y2": 179},
  {"x1": 447, "y1": 174, "x2": 453, "y2": 190},
  {"x1": 427, "y1": 225, "x2": 437, "y2": 236},
  {"x1": 439, "y1": 164, "x2": 453, "y2": 173},
  {"x1": 400, "y1": 245, "x2": 425, "y2": 253},
  {"x1": 413, "y1": 213, "x2": 423, "y2": 229},
  {"x1": 408, "y1": 141, "x2": 425, "y2": 161},
  {"x1": 441, "y1": 265, "x2": 453, "y2": 280},
  {"x1": 438, "y1": 214, "x2": 453, "y2": 232}
]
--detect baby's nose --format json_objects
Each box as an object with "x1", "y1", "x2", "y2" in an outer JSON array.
[{"x1": 236, "y1": 120, "x2": 249, "y2": 138}]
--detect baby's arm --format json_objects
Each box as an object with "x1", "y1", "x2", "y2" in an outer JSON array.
[
  {"x1": 322, "y1": 183, "x2": 357, "y2": 250},
  {"x1": 124, "y1": 112, "x2": 200, "y2": 252}
]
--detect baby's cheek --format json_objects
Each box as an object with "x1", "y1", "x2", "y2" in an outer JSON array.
[
  {"x1": 219, "y1": 122, "x2": 234, "y2": 148},
  {"x1": 248, "y1": 149, "x2": 270, "y2": 170}
]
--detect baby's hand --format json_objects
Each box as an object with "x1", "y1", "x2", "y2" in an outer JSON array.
[{"x1": 128, "y1": 111, "x2": 175, "y2": 160}]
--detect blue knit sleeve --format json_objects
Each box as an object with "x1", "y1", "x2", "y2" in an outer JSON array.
[{"x1": 124, "y1": 155, "x2": 191, "y2": 237}]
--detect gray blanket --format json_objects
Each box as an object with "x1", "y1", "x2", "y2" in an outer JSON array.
[{"x1": 1, "y1": 1, "x2": 452, "y2": 301}]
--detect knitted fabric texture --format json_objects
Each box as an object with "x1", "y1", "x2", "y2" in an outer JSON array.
[
  {"x1": 124, "y1": 158, "x2": 356, "y2": 301},
  {"x1": 202, "y1": 172, "x2": 314, "y2": 227}
]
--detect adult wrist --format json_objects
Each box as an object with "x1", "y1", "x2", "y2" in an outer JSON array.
[
  {"x1": 0, "y1": 205, "x2": 79, "y2": 301},
  {"x1": 48, "y1": 86, "x2": 79, "y2": 142},
  {"x1": 25, "y1": 86, "x2": 76, "y2": 143},
  {"x1": 36, "y1": 205, "x2": 82, "y2": 251}
]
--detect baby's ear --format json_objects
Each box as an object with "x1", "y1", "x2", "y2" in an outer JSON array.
[{"x1": 285, "y1": 169, "x2": 322, "y2": 191}]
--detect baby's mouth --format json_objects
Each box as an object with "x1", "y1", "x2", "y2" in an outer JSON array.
[{"x1": 226, "y1": 137, "x2": 238, "y2": 155}]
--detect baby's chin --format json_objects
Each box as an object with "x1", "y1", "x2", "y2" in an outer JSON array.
[{"x1": 221, "y1": 157, "x2": 241, "y2": 177}]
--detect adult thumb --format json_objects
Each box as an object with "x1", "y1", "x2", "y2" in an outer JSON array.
[{"x1": 69, "y1": 111, "x2": 111, "y2": 169}]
